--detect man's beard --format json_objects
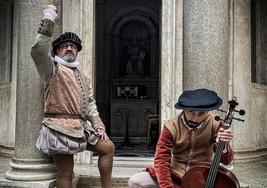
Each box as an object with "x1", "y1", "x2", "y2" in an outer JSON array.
[
  {"x1": 184, "y1": 115, "x2": 201, "y2": 128},
  {"x1": 62, "y1": 53, "x2": 76, "y2": 63},
  {"x1": 187, "y1": 121, "x2": 200, "y2": 127}
]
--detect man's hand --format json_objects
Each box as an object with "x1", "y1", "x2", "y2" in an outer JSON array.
[
  {"x1": 97, "y1": 127, "x2": 109, "y2": 142},
  {"x1": 217, "y1": 127, "x2": 233, "y2": 144},
  {"x1": 45, "y1": 4, "x2": 57, "y2": 13},
  {"x1": 43, "y1": 4, "x2": 58, "y2": 22}
]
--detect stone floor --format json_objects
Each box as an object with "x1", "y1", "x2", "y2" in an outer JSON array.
[{"x1": 1, "y1": 154, "x2": 267, "y2": 188}]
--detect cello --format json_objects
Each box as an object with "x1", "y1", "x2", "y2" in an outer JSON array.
[{"x1": 182, "y1": 97, "x2": 245, "y2": 188}]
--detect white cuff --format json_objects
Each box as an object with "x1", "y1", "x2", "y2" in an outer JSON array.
[{"x1": 43, "y1": 9, "x2": 57, "y2": 22}]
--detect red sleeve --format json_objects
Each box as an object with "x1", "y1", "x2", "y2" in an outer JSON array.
[{"x1": 154, "y1": 127, "x2": 175, "y2": 188}]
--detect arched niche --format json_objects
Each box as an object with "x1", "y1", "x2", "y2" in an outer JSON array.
[{"x1": 110, "y1": 11, "x2": 159, "y2": 79}]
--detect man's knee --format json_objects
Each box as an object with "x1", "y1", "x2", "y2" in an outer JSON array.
[
  {"x1": 128, "y1": 172, "x2": 158, "y2": 188},
  {"x1": 128, "y1": 172, "x2": 146, "y2": 188},
  {"x1": 128, "y1": 175, "x2": 139, "y2": 188},
  {"x1": 107, "y1": 141, "x2": 115, "y2": 154},
  {"x1": 101, "y1": 140, "x2": 115, "y2": 155}
]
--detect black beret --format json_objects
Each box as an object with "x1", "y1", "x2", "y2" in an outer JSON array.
[
  {"x1": 175, "y1": 88, "x2": 223, "y2": 111},
  {"x1": 52, "y1": 32, "x2": 82, "y2": 55}
]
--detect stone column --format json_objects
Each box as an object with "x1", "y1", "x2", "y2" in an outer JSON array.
[
  {"x1": 4, "y1": 0, "x2": 56, "y2": 185},
  {"x1": 183, "y1": 0, "x2": 230, "y2": 104},
  {"x1": 160, "y1": 0, "x2": 183, "y2": 124}
]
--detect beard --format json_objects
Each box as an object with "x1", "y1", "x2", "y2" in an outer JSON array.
[
  {"x1": 187, "y1": 121, "x2": 200, "y2": 127},
  {"x1": 183, "y1": 115, "x2": 201, "y2": 128},
  {"x1": 61, "y1": 53, "x2": 76, "y2": 63}
]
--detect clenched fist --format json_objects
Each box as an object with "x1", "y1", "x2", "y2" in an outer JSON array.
[
  {"x1": 45, "y1": 4, "x2": 57, "y2": 13},
  {"x1": 44, "y1": 4, "x2": 58, "y2": 21}
]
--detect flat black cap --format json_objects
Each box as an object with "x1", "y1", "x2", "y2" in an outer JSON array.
[
  {"x1": 175, "y1": 88, "x2": 223, "y2": 111},
  {"x1": 52, "y1": 32, "x2": 82, "y2": 55}
]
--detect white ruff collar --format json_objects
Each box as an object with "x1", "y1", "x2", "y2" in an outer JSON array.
[{"x1": 53, "y1": 55, "x2": 80, "y2": 68}]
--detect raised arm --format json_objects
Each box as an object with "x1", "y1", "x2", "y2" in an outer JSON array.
[{"x1": 30, "y1": 5, "x2": 58, "y2": 81}]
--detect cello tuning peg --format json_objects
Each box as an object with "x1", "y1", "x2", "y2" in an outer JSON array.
[
  {"x1": 234, "y1": 109, "x2": 245, "y2": 116},
  {"x1": 239, "y1": 109, "x2": 245, "y2": 116},
  {"x1": 214, "y1": 116, "x2": 222, "y2": 121}
]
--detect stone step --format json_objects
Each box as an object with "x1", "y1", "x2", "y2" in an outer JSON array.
[
  {"x1": 77, "y1": 175, "x2": 128, "y2": 188},
  {"x1": 74, "y1": 156, "x2": 151, "y2": 188},
  {"x1": 91, "y1": 156, "x2": 154, "y2": 167}
]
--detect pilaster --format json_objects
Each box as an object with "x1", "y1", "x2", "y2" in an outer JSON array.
[{"x1": 160, "y1": 0, "x2": 183, "y2": 124}]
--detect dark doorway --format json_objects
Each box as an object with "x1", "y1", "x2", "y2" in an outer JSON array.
[
  {"x1": 251, "y1": 0, "x2": 267, "y2": 85},
  {"x1": 95, "y1": 0, "x2": 160, "y2": 156}
]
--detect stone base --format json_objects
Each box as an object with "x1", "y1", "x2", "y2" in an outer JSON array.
[
  {"x1": 5, "y1": 158, "x2": 56, "y2": 181},
  {"x1": 0, "y1": 145, "x2": 14, "y2": 157},
  {"x1": 0, "y1": 179, "x2": 56, "y2": 188},
  {"x1": 234, "y1": 149, "x2": 267, "y2": 163}
]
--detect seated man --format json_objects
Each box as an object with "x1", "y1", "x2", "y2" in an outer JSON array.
[{"x1": 128, "y1": 88, "x2": 234, "y2": 188}]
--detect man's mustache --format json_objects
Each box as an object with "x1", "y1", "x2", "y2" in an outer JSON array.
[{"x1": 64, "y1": 52, "x2": 74, "y2": 56}]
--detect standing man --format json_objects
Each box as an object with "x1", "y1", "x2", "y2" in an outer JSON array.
[
  {"x1": 128, "y1": 88, "x2": 234, "y2": 188},
  {"x1": 30, "y1": 5, "x2": 115, "y2": 188}
]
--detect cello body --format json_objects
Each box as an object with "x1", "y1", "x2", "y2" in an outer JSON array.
[{"x1": 182, "y1": 162, "x2": 240, "y2": 188}]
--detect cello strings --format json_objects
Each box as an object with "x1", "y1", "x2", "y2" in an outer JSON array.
[
  {"x1": 205, "y1": 142, "x2": 223, "y2": 187},
  {"x1": 205, "y1": 140, "x2": 225, "y2": 188},
  {"x1": 209, "y1": 141, "x2": 225, "y2": 187}
]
